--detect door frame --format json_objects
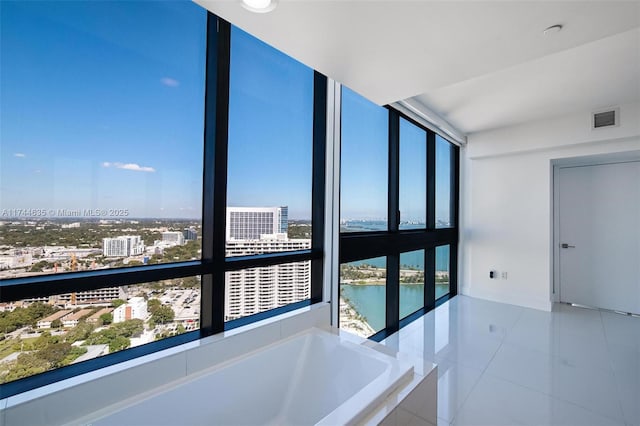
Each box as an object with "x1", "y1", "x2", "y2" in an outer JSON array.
[{"x1": 551, "y1": 150, "x2": 640, "y2": 306}]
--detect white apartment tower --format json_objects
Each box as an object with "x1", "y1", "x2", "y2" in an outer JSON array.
[
  {"x1": 224, "y1": 206, "x2": 310, "y2": 321},
  {"x1": 225, "y1": 237, "x2": 311, "y2": 321},
  {"x1": 226, "y1": 206, "x2": 288, "y2": 240},
  {"x1": 161, "y1": 231, "x2": 185, "y2": 246},
  {"x1": 102, "y1": 236, "x2": 145, "y2": 257},
  {"x1": 225, "y1": 259, "x2": 310, "y2": 321}
]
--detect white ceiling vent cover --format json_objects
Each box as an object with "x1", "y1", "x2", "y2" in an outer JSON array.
[{"x1": 592, "y1": 108, "x2": 619, "y2": 129}]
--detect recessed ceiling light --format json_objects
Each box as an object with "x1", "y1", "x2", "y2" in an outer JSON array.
[
  {"x1": 240, "y1": 0, "x2": 278, "y2": 13},
  {"x1": 543, "y1": 24, "x2": 563, "y2": 35}
]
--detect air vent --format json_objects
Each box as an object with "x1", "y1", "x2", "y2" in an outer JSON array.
[{"x1": 592, "y1": 108, "x2": 619, "y2": 129}]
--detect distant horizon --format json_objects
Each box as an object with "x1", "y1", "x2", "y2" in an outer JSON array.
[{"x1": 0, "y1": 215, "x2": 314, "y2": 222}]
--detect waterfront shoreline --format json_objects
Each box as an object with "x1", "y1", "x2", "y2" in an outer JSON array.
[{"x1": 339, "y1": 296, "x2": 375, "y2": 337}]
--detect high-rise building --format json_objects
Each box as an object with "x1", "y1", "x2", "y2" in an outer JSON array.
[
  {"x1": 224, "y1": 206, "x2": 309, "y2": 322},
  {"x1": 226, "y1": 206, "x2": 288, "y2": 240},
  {"x1": 162, "y1": 231, "x2": 185, "y2": 246},
  {"x1": 183, "y1": 227, "x2": 198, "y2": 241},
  {"x1": 225, "y1": 235, "x2": 310, "y2": 321},
  {"x1": 102, "y1": 236, "x2": 144, "y2": 257}
]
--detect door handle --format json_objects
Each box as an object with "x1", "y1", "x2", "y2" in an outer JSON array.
[{"x1": 561, "y1": 243, "x2": 576, "y2": 249}]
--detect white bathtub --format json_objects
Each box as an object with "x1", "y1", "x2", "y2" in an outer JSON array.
[{"x1": 85, "y1": 328, "x2": 414, "y2": 426}]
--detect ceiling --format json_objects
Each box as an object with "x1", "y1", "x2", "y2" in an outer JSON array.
[{"x1": 196, "y1": 0, "x2": 640, "y2": 135}]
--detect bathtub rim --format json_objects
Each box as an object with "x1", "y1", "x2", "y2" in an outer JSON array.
[
  {"x1": 1, "y1": 302, "x2": 329, "y2": 422},
  {"x1": 72, "y1": 327, "x2": 415, "y2": 426}
]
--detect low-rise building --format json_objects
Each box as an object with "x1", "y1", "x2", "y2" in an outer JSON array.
[
  {"x1": 53, "y1": 287, "x2": 125, "y2": 306},
  {"x1": 37, "y1": 310, "x2": 71, "y2": 329},
  {"x1": 0, "y1": 250, "x2": 33, "y2": 270},
  {"x1": 61, "y1": 309, "x2": 93, "y2": 328},
  {"x1": 86, "y1": 307, "x2": 114, "y2": 324},
  {"x1": 0, "y1": 302, "x2": 20, "y2": 312},
  {"x1": 113, "y1": 297, "x2": 147, "y2": 323}
]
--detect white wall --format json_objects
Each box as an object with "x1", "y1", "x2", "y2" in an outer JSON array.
[{"x1": 460, "y1": 102, "x2": 640, "y2": 311}]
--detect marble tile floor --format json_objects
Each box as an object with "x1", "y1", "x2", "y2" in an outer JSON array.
[{"x1": 381, "y1": 295, "x2": 640, "y2": 426}]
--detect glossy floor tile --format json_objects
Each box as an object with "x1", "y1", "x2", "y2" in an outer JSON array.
[
  {"x1": 485, "y1": 342, "x2": 623, "y2": 421},
  {"x1": 454, "y1": 374, "x2": 624, "y2": 426},
  {"x1": 435, "y1": 360, "x2": 483, "y2": 423},
  {"x1": 382, "y1": 296, "x2": 640, "y2": 426}
]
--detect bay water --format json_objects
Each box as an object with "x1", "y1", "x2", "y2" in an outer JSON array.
[{"x1": 340, "y1": 283, "x2": 450, "y2": 332}]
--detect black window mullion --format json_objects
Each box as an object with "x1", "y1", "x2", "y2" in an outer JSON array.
[
  {"x1": 450, "y1": 146, "x2": 459, "y2": 297},
  {"x1": 388, "y1": 108, "x2": 400, "y2": 231},
  {"x1": 424, "y1": 247, "x2": 436, "y2": 311},
  {"x1": 340, "y1": 228, "x2": 456, "y2": 263},
  {"x1": 209, "y1": 16, "x2": 231, "y2": 335},
  {"x1": 387, "y1": 109, "x2": 400, "y2": 332},
  {"x1": 449, "y1": 242, "x2": 458, "y2": 296},
  {"x1": 426, "y1": 131, "x2": 436, "y2": 229},
  {"x1": 310, "y1": 71, "x2": 328, "y2": 303},
  {"x1": 386, "y1": 254, "x2": 399, "y2": 333},
  {"x1": 225, "y1": 299, "x2": 312, "y2": 331},
  {"x1": 224, "y1": 250, "x2": 316, "y2": 271},
  {"x1": 201, "y1": 14, "x2": 218, "y2": 266},
  {"x1": 452, "y1": 144, "x2": 460, "y2": 230},
  {"x1": 199, "y1": 12, "x2": 220, "y2": 336},
  {"x1": 0, "y1": 262, "x2": 206, "y2": 302}
]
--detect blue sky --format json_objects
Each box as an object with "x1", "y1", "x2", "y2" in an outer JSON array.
[
  {"x1": 1, "y1": 1, "x2": 206, "y2": 219},
  {"x1": 341, "y1": 88, "x2": 453, "y2": 223},
  {"x1": 226, "y1": 27, "x2": 314, "y2": 219},
  {"x1": 0, "y1": 1, "x2": 453, "y2": 222},
  {"x1": 341, "y1": 87, "x2": 389, "y2": 220},
  {"x1": 436, "y1": 134, "x2": 453, "y2": 223},
  {"x1": 400, "y1": 117, "x2": 427, "y2": 224}
]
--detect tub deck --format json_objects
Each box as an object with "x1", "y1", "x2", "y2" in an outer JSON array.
[{"x1": 85, "y1": 328, "x2": 414, "y2": 426}]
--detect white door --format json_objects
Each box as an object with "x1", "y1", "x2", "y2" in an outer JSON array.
[{"x1": 558, "y1": 161, "x2": 640, "y2": 314}]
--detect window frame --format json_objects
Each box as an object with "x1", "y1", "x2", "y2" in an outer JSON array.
[
  {"x1": 339, "y1": 102, "x2": 459, "y2": 341},
  {"x1": 0, "y1": 13, "x2": 327, "y2": 398}
]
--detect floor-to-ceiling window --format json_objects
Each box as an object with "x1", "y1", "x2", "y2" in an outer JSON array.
[
  {"x1": 223, "y1": 26, "x2": 321, "y2": 325},
  {"x1": 339, "y1": 87, "x2": 459, "y2": 339},
  {"x1": 0, "y1": 6, "x2": 326, "y2": 397}
]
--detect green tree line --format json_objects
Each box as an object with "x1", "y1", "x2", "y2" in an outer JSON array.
[{"x1": 0, "y1": 302, "x2": 57, "y2": 334}]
